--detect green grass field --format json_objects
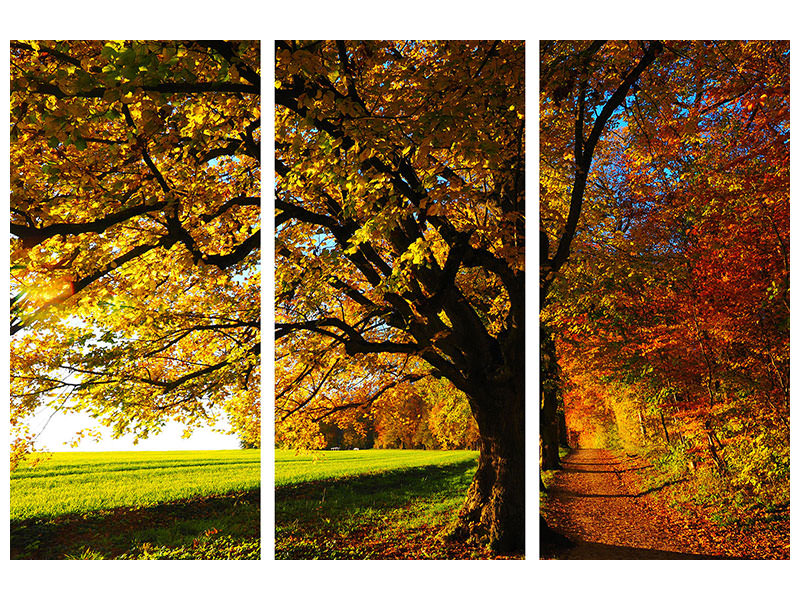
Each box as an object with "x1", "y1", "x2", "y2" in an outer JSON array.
[
  {"x1": 274, "y1": 448, "x2": 517, "y2": 559},
  {"x1": 275, "y1": 448, "x2": 479, "y2": 485},
  {"x1": 11, "y1": 450, "x2": 260, "y2": 560}
]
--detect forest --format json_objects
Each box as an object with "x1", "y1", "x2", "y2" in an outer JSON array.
[
  {"x1": 540, "y1": 41, "x2": 788, "y2": 557},
  {"x1": 276, "y1": 374, "x2": 479, "y2": 451}
]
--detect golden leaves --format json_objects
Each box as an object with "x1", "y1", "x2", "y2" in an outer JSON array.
[
  {"x1": 275, "y1": 40, "x2": 524, "y2": 450},
  {"x1": 11, "y1": 40, "x2": 261, "y2": 456}
]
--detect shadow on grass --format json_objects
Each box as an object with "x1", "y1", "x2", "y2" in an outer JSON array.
[
  {"x1": 275, "y1": 458, "x2": 494, "y2": 559},
  {"x1": 276, "y1": 460, "x2": 477, "y2": 508},
  {"x1": 11, "y1": 489, "x2": 260, "y2": 560}
]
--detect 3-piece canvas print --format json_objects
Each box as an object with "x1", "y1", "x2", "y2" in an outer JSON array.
[{"x1": 7, "y1": 39, "x2": 789, "y2": 562}]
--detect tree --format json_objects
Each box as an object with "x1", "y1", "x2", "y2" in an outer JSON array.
[
  {"x1": 275, "y1": 40, "x2": 524, "y2": 552},
  {"x1": 423, "y1": 377, "x2": 480, "y2": 450},
  {"x1": 10, "y1": 40, "x2": 261, "y2": 464},
  {"x1": 540, "y1": 40, "x2": 663, "y2": 470}
]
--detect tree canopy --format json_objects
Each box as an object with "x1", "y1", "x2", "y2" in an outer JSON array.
[
  {"x1": 540, "y1": 41, "x2": 788, "y2": 511},
  {"x1": 275, "y1": 40, "x2": 525, "y2": 551},
  {"x1": 10, "y1": 40, "x2": 261, "y2": 466}
]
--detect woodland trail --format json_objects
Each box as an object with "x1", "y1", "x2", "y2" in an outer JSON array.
[{"x1": 541, "y1": 449, "x2": 726, "y2": 559}]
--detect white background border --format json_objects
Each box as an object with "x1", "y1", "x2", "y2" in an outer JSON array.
[{"x1": 2, "y1": 2, "x2": 795, "y2": 598}]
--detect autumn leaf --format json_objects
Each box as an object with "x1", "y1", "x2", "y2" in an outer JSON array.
[{"x1": 10, "y1": 40, "x2": 262, "y2": 460}]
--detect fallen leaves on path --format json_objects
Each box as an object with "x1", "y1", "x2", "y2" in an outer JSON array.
[{"x1": 541, "y1": 449, "x2": 788, "y2": 560}]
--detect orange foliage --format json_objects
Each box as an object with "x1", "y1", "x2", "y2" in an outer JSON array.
[{"x1": 541, "y1": 41, "x2": 788, "y2": 488}]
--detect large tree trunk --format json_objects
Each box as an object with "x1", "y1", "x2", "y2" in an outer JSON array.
[{"x1": 449, "y1": 381, "x2": 524, "y2": 554}]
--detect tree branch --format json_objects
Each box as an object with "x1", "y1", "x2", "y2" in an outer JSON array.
[
  {"x1": 11, "y1": 198, "x2": 168, "y2": 248},
  {"x1": 545, "y1": 41, "x2": 663, "y2": 292},
  {"x1": 29, "y1": 81, "x2": 259, "y2": 99}
]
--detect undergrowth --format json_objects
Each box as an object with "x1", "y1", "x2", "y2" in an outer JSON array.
[{"x1": 641, "y1": 441, "x2": 789, "y2": 528}]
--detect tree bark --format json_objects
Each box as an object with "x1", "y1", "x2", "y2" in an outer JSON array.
[
  {"x1": 449, "y1": 381, "x2": 524, "y2": 553},
  {"x1": 660, "y1": 410, "x2": 671, "y2": 445},
  {"x1": 638, "y1": 408, "x2": 648, "y2": 440},
  {"x1": 540, "y1": 324, "x2": 561, "y2": 470},
  {"x1": 558, "y1": 409, "x2": 569, "y2": 448}
]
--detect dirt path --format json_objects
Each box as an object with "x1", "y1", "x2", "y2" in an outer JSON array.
[{"x1": 541, "y1": 448, "x2": 722, "y2": 559}]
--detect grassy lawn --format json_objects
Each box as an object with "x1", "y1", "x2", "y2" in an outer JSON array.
[
  {"x1": 276, "y1": 448, "x2": 479, "y2": 485},
  {"x1": 11, "y1": 450, "x2": 260, "y2": 559},
  {"x1": 275, "y1": 449, "x2": 518, "y2": 559}
]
